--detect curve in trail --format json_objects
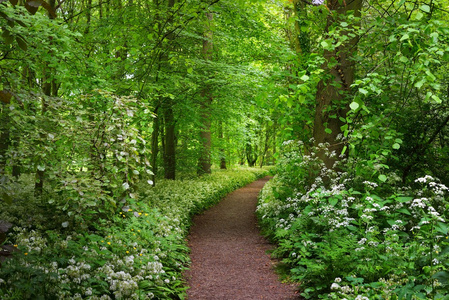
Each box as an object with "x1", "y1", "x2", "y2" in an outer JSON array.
[{"x1": 185, "y1": 176, "x2": 300, "y2": 300}]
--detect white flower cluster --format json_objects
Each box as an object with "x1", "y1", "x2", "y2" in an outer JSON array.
[
  {"x1": 12, "y1": 226, "x2": 48, "y2": 253},
  {"x1": 363, "y1": 181, "x2": 378, "y2": 188},
  {"x1": 60, "y1": 258, "x2": 92, "y2": 284},
  {"x1": 329, "y1": 277, "x2": 353, "y2": 294}
]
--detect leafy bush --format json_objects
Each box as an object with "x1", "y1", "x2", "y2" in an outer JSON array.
[
  {"x1": 0, "y1": 167, "x2": 267, "y2": 299},
  {"x1": 257, "y1": 146, "x2": 449, "y2": 299}
]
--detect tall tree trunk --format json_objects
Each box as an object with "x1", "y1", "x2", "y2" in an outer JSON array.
[
  {"x1": 84, "y1": 0, "x2": 92, "y2": 34},
  {"x1": 151, "y1": 105, "x2": 160, "y2": 185},
  {"x1": 197, "y1": 11, "x2": 214, "y2": 175},
  {"x1": 161, "y1": 0, "x2": 177, "y2": 180},
  {"x1": 35, "y1": 0, "x2": 58, "y2": 198},
  {"x1": 218, "y1": 120, "x2": 226, "y2": 169},
  {"x1": 0, "y1": 91, "x2": 12, "y2": 176},
  {"x1": 312, "y1": 0, "x2": 362, "y2": 169},
  {"x1": 259, "y1": 124, "x2": 270, "y2": 168},
  {"x1": 246, "y1": 143, "x2": 258, "y2": 167},
  {"x1": 290, "y1": 0, "x2": 310, "y2": 68},
  {"x1": 163, "y1": 104, "x2": 176, "y2": 180},
  {"x1": 197, "y1": 101, "x2": 212, "y2": 174}
]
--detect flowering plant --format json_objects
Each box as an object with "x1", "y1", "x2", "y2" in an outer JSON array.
[
  {"x1": 258, "y1": 145, "x2": 449, "y2": 299},
  {"x1": 0, "y1": 167, "x2": 267, "y2": 299}
]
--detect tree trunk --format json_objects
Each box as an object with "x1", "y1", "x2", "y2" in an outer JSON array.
[
  {"x1": 246, "y1": 143, "x2": 257, "y2": 167},
  {"x1": 151, "y1": 105, "x2": 160, "y2": 185},
  {"x1": 34, "y1": 77, "x2": 51, "y2": 198},
  {"x1": 163, "y1": 104, "x2": 176, "y2": 180},
  {"x1": 312, "y1": 0, "x2": 362, "y2": 169},
  {"x1": 259, "y1": 124, "x2": 270, "y2": 168},
  {"x1": 35, "y1": 0, "x2": 58, "y2": 198},
  {"x1": 161, "y1": 0, "x2": 177, "y2": 180},
  {"x1": 197, "y1": 11, "x2": 214, "y2": 175},
  {"x1": 0, "y1": 99, "x2": 11, "y2": 175},
  {"x1": 289, "y1": 0, "x2": 310, "y2": 68},
  {"x1": 218, "y1": 120, "x2": 226, "y2": 169}
]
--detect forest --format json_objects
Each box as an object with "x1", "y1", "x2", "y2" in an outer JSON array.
[{"x1": 1, "y1": 0, "x2": 449, "y2": 299}]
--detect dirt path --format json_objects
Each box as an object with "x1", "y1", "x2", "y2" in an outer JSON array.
[{"x1": 185, "y1": 176, "x2": 300, "y2": 300}]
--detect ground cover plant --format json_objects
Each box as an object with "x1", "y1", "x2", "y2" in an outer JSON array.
[
  {"x1": 0, "y1": 167, "x2": 267, "y2": 299},
  {"x1": 257, "y1": 142, "x2": 449, "y2": 299},
  {"x1": 2, "y1": 0, "x2": 449, "y2": 299}
]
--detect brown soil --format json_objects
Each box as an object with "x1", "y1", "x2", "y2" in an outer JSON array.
[{"x1": 185, "y1": 176, "x2": 301, "y2": 300}]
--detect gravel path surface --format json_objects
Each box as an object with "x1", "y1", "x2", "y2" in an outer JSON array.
[{"x1": 185, "y1": 176, "x2": 300, "y2": 300}]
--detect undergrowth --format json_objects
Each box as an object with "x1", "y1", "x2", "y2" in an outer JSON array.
[
  {"x1": 257, "y1": 141, "x2": 449, "y2": 300},
  {"x1": 0, "y1": 167, "x2": 267, "y2": 299}
]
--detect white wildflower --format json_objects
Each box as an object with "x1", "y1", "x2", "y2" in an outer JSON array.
[{"x1": 331, "y1": 283, "x2": 340, "y2": 290}]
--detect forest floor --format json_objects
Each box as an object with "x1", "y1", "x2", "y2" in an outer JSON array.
[{"x1": 185, "y1": 176, "x2": 301, "y2": 300}]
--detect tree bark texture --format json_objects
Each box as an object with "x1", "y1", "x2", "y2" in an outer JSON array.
[
  {"x1": 312, "y1": 0, "x2": 362, "y2": 169},
  {"x1": 161, "y1": 0, "x2": 177, "y2": 180},
  {"x1": 197, "y1": 12, "x2": 214, "y2": 175}
]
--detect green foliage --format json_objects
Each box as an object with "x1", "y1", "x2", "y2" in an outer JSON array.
[
  {"x1": 0, "y1": 90, "x2": 152, "y2": 229},
  {"x1": 0, "y1": 167, "x2": 267, "y2": 299},
  {"x1": 258, "y1": 145, "x2": 449, "y2": 299}
]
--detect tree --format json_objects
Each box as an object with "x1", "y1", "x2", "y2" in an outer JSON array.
[
  {"x1": 311, "y1": 0, "x2": 362, "y2": 169},
  {"x1": 197, "y1": 11, "x2": 214, "y2": 175}
]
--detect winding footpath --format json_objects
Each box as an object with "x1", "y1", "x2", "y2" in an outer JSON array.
[{"x1": 185, "y1": 176, "x2": 300, "y2": 300}]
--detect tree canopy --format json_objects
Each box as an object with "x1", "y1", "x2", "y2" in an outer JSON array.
[{"x1": 1, "y1": 0, "x2": 449, "y2": 298}]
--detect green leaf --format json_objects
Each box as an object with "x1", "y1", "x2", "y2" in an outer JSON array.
[
  {"x1": 396, "y1": 196, "x2": 413, "y2": 203},
  {"x1": 1, "y1": 191, "x2": 12, "y2": 205},
  {"x1": 392, "y1": 143, "x2": 400, "y2": 150},
  {"x1": 187, "y1": 67, "x2": 193, "y2": 74},
  {"x1": 420, "y1": 4, "x2": 430, "y2": 12},
  {"x1": 400, "y1": 34, "x2": 409, "y2": 41},
  {"x1": 329, "y1": 197, "x2": 338, "y2": 206},
  {"x1": 2, "y1": 30, "x2": 14, "y2": 45},
  {"x1": 398, "y1": 208, "x2": 411, "y2": 215},
  {"x1": 431, "y1": 95, "x2": 442, "y2": 103},
  {"x1": 378, "y1": 174, "x2": 387, "y2": 182},
  {"x1": 399, "y1": 56, "x2": 408, "y2": 63},
  {"x1": 350, "y1": 102, "x2": 359, "y2": 111},
  {"x1": 436, "y1": 222, "x2": 448, "y2": 235},
  {"x1": 300, "y1": 74, "x2": 309, "y2": 81},
  {"x1": 414, "y1": 80, "x2": 425, "y2": 89},
  {"x1": 414, "y1": 11, "x2": 424, "y2": 20},
  {"x1": 325, "y1": 128, "x2": 332, "y2": 134},
  {"x1": 433, "y1": 271, "x2": 449, "y2": 284},
  {"x1": 359, "y1": 88, "x2": 368, "y2": 95},
  {"x1": 16, "y1": 35, "x2": 27, "y2": 51}
]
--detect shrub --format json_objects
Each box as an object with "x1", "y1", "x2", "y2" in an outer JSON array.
[
  {"x1": 257, "y1": 146, "x2": 449, "y2": 299},
  {"x1": 0, "y1": 167, "x2": 267, "y2": 299}
]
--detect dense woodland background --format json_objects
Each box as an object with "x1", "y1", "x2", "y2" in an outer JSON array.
[{"x1": 1, "y1": 0, "x2": 449, "y2": 299}]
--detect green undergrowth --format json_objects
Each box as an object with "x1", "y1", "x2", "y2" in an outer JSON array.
[
  {"x1": 0, "y1": 167, "x2": 267, "y2": 299},
  {"x1": 257, "y1": 149, "x2": 449, "y2": 299}
]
